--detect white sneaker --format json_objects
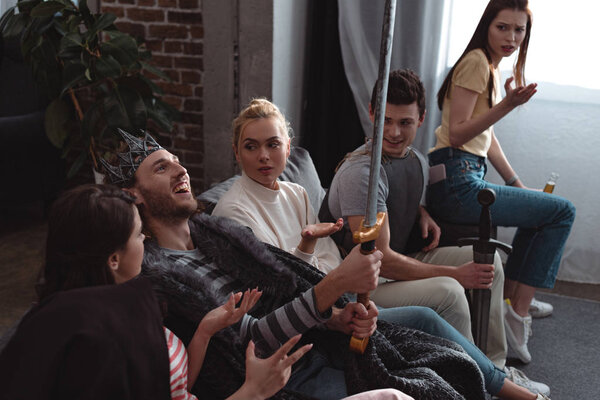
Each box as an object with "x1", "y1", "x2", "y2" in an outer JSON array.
[
  {"x1": 504, "y1": 366, "x2": 551, "y2": 396},
  {"x1": 529, "y1": 297, "x2": 553, "y2": 318},
  {"x1": 504, "y1": 300, "x2": 532, "y2": 363}
]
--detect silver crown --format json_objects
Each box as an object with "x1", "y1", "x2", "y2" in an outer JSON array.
[{"x1": 100, "y1": 128, "x2": 164, "y2": 186}]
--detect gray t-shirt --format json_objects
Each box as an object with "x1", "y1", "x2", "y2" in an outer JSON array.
[{"x1": 327, "y1": 144, "x2": 427, "y2": 254}]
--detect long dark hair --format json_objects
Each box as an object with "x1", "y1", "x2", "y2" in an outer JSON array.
[
  {"x1": 37, "y1": 184, "x2": 137, "y2": 300},
  {"x1": 437, "y1": 0, "x2": 532, "y2": 110}
]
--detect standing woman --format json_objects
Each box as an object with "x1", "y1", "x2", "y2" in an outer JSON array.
[{"x1": 426, "y1": 0, "x2": 575, "y2": 364}]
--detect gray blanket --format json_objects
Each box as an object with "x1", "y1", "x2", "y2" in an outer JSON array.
[{"x1": 142, "y1": 213, "x2": 486, "y2": 400}]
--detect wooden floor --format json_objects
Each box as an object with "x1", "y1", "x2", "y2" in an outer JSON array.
[{"x1": 1, "y1": 200, "x2": 599, "y2": 336}]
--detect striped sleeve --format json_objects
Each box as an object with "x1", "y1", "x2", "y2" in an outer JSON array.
[{"x1": 238, "y1": 288, "x2": 331, "y2": 354}]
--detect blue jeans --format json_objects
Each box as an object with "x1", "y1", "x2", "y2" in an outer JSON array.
[
  {"x1": 427, "y1": 147, "x2": 576, "y2": 288},
  {"x1": 286, "y1": 306, "x2": 505, "y2": 397},
  {"x1": 378, "y1": 306, "x2": 505, "y2": 395}
]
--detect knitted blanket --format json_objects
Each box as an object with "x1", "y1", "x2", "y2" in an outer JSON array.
[{"x1": 142, "y1": 213, "x2": 486, "y2": 400}]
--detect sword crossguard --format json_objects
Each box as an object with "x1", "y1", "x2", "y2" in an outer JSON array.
[{"x1": 352, "y1": 212, "x2": 386, "y2": 245}]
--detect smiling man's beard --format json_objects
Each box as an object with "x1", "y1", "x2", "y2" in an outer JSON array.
[{"x1": 137, "y1": 186, "x2": 199, "y2": 224}]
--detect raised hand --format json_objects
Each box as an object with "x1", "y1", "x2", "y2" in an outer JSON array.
[
  {"x1": 198, "y1": 288, "x2": 262, "y2": 337},
  {"x1": 228, "y1": 335, "x2": 313, "y2": 400},
  {"x1": 301, "y1": 218, "x2": 344, "y2": 239},
  {"x1": 503, "y1": 76, "x2": 537, "y2": 108}
]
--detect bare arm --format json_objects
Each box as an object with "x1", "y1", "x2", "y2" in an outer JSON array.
[
  {"x1": 487, "y1": 132, "x2": 526, "y2": 189},
  {"x1": 448, "y1": 78, "x2": 537, "y2": 148},
  {"x1": 346, "y1": 214, "x2": 494, "y2": 288}
]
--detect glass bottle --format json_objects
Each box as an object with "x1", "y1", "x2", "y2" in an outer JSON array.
[{"x1": 543, "y1": 172, "x2": 559, "y2": 193}]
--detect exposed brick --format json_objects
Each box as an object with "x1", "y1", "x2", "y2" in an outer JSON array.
[
  {"x1": 173, "y1": 137, "x2": 203, "y2": 150},
  {"x1": 101, "y1": 6, "x2": 125, "y2": 17},
  {"x1": 182, "y1": 150, "x2": 205, "y2": 165},
  {"x1": 118, "y1": 0, "x2": 134, "y2": 4},
  {"x1": 100, "y1": 0, "x2": 115, "y2": 4},
  {"x1": 158, "y1": 82, "x2": 193, "y2": 97},
  {"x1": 145, "y1": 39, "x2": 163, "y2": 52},
  {"x1": 186, "y1": 166, "x2": 204, "y2": 182},
  {"x1": 164, "y1": 41, "x2": 183, "y2": 53},
  {"x1": 138, "y1": 0, "x2": 156, "y2": 6},
  {"x1": 149, "y1": 24, "x2": 189, "y2": 39},
  {"x1": 181, "y1": 71, "x2": 201, "y2": 84},
  {"x1": 155, "y1": 133, "x2": 173, "y2": 148},
  {"x1": 115, "y1": 21, "x2": 146, "y2": 39},
  {"x1": 163, "y1": 69, "x2": 180, "y2": 81},
  {"x1": 190, "y1": 26, "x2": 204, "y2": 39},
  {"x1": 182, "y1": 42, "x2": 202, "y2": 55},
  {"x1": 163, "y1": 95, "x2": 183, "y2": 109},
  {"x1": 168, "y1": 11, "x2": 202, "y2": 25},
  {"x1": 127, "y1": 8, "x2": 165, "y2": 22},
  {"x1": 184, "y1": 125, "x2": 203, "y2": 138},
  {"x1": 180, "y1": 112, "x2": 202, "y2": 125},
  {"x1": 149, "y1": 54, "x2": 173, "y2": 68},
  {"x1": 184, "y1": 98, "x2": 202, "y2": 112},
  {"x1": 179, "y1": 0, "x2": 199, "y2": 9},
  {"x1": 194, "y1": 87, "x2": 203, "y2": 97},
  {"x1": 174, "y1": 56, "x2": 202, "y2": 70},
  {"x1": 158, "y1": 0, "x2": 177, "y2": 7}
]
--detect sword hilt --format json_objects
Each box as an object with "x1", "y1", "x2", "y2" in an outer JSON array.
[{"x1": 349, "y1": 212, "x2": 386, "y2": 354}]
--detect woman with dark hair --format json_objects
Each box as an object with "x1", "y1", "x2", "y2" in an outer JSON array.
[
  {"x1": 0, "y1": 184, "x2": 312, "y2": 400},
  {"x1": 427, "y1": 0, "x2": 575, "y2": 365}
]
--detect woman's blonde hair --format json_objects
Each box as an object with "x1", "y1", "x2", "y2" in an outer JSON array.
[{"x1": 232, "y1": 98, "x2": 292, "y2": 148}]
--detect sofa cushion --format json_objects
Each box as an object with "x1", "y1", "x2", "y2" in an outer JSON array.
[{"x1": 198, "y1": 146, "x2": 325, "y2": 215}]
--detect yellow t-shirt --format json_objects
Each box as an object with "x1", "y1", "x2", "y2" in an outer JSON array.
[{"x1": 432, "y1": 49, "x2": 502, "y2": 157}]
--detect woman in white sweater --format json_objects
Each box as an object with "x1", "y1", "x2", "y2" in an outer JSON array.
[{"x1": 212, "y1": 98, "x2": 343, "y2": 274}]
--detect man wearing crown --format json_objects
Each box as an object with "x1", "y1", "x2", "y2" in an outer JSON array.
[{"x1": 99, "y1": 128, "x2": 488, "y2": 400}]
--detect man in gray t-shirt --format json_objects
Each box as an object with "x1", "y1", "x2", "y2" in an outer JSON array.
[{"x1": 322, "y1": 69, "x2": 507, "y2": 369}]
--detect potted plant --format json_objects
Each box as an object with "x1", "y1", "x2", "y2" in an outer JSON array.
[{"x1": 0, "y1": 0, "x2": 179, "y2": 177}]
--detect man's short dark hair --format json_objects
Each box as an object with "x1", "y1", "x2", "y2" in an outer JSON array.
[{"x1": 370, "y1": 69, "x2": 426, "y2": 118}]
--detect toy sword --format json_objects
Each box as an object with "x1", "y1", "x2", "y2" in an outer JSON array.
[{"x1": 349, "y1": 0, "x2": 396, "y2": 354}]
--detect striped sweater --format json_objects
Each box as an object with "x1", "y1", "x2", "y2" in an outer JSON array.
[{"x1": 161, "y1": 247, "x2": 329, "y2": 354}]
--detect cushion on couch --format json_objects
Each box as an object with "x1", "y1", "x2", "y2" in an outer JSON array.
[{"x1": 197, "y1": 146, "x2": 326, "y2": 214}]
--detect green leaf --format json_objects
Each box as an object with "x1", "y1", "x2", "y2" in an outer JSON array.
[
  {"x1": 61, "y1": 61, "x2": 87, "y2": 94},
  {"x1": 16, "y1": 0, "x2": 42, "y2": 14},
  {"x1": 95, "y1": 54, "x2": 122, "y2": 78},
  {"x1": 100, "y1": 32, "x2": 139, "y2": 68},
  {"x1": 30, "y1": 1, "x2": 67, "y2": 17},
  {"x1": 103, "y1": 85, "x2": 146, "y2": 129},
  {"x1": 86, "y1": 13, "x2": 116, "y2": 40},
  {"x1": 60, "y1": 31, "x2": 82, "y2": 50},
  {"x1": 45, "y1": 99, "x2": 72, "y2": 148},
  {"x1": 80, "y1": 99, "x2": 104, "y2": 144},
  {"x1": 138, "y1": 74, "x2": 164, "y2": 95},
  {"x1": 66, "y1": 150, "x2": 88, "y2": 178},
  {"x1": 78, "y1": 0, "x2": 94, "y2": 27},
  {"x1": 140, "y1": 61, "x2": 171, "y2": 81},
  {"x1": 2, "y1": 9, "x2": 28, "y2": 38}
]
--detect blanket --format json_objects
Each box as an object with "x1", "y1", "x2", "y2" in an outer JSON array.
[{"x1": 142, "y1": 213, "x2": 486, "y2": 400}]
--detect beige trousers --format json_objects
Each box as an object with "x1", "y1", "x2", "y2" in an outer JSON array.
[{"x1": 370, "y1": 245, "x2": 507, "y2": 369}]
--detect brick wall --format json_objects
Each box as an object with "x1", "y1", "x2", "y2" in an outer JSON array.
[{"x1": 100, "y1": 0, "x2": 206, "y2": 193}]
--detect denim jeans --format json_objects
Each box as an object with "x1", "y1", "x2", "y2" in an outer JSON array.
[
  {"x1": 378, "y1": 306, "x2": 505, "y2": 395},
  {"x1": 286, "y1": 305, "x2": 506, "y2": 397},
  {"x1": 427, "y1": 147, "x2": 576, "y2": 288}
]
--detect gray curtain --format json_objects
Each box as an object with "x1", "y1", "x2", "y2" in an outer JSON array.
[{"x1": 338, "y1": 0, "x2": 451, "y2": 154}]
